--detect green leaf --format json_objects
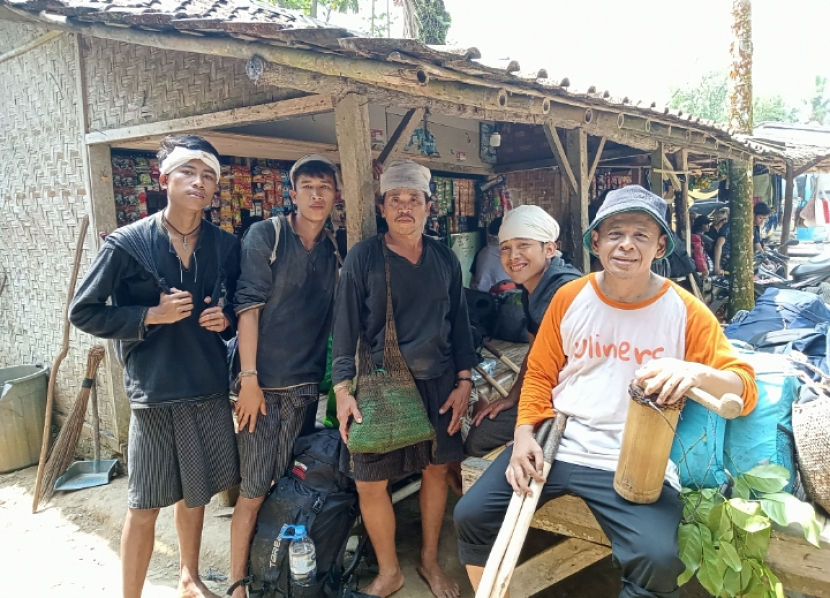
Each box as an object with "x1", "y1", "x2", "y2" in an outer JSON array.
[
  {"x1": 732, "y1": 477, "x2": 751, "y2": 500},
  {"x1": 723, "y1": 567, "x2": 742, "y2": 596},
  {"x1": 677, "y1": 523, "x2": 703, "y2": 581},
  {"x1": 720, "y1": 541, "x2": 742, "y2": 571},
  {"x1": 699, "y1": 540, "x2": 724, "y2": 594},
  {"x1": 727, "y1": 499, "x2": 770, "y2": 533},
  {"x1": 742, "y1": 527, "x2": 772, "y2": 561},
  {"x1": 742, "y1": 573, "x2": 767, "y2": 598},
  {"x1": 741, "y1": 464, "x2": 790, "y2": 493},
  {"x1": 760, "y1": 492, "x2": 822, "y2": 547}
]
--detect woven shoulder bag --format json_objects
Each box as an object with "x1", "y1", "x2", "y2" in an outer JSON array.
[
  {"x1": 793, "y1": 389, "x2": 830, "y2": 512},
  {"x1": 346, "y1": 241, "x2": 436, "y2": 454}
]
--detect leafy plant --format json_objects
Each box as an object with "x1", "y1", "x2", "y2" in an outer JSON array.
[{"x1": 677, "y1": 464, "x2": 821, "y2": 598}]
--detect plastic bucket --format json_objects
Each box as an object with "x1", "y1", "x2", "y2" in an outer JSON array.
[{"x1": 0, "y1": 365, "x2": 49, "y2": 473}]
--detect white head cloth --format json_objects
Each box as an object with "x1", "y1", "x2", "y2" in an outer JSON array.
[
  {"x1": 499, "y1": 205, "x2": 561, "y2": 244},
  {"x1": 380, "y1": 159, "x2": 432, "y2": 196},
  {"x1": 159, "y1": 146, "x2": 221, "y2": 178}
]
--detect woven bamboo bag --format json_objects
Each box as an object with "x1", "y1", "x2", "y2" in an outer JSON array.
[
  {"x1": 793, "y1": 392, "x2": 830, "y2": 512},
  {"x1": 346, "y1": 243, "x2": 436, "y2": 455}
]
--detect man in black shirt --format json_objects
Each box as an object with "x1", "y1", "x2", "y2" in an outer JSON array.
[
  {"x1": 466, "y1": 205, "x2": 581, "y2": 457},
  {"x1": 332, "y1": 160, "x2": 478, "y2": 598},
  {"x1": 70, "y1": 135, "x2": 240, "y2": 598},
  {"x1": 229, "y1": 155, "x2": 342, "y2": 598}
]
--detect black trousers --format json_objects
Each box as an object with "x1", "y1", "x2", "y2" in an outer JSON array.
[{"x1": 454, "y1": 446, "x2": 684, "y2": 598}]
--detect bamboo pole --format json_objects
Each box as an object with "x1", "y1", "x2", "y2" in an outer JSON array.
[
  {"x1": 728, "y1": 157, "x2": 755, "y2": 316},
  {"x1": 780, "y1": 162, "x2": 795, "y2": 254}
]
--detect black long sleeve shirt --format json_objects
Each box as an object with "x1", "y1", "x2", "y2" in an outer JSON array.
[
  {"x1": 234, "y1": 216, "x2": 338, "y2": 389},
  {"x1": 69, "y1": 215, "x2": 240, "y2": 407},
  {"x1": 332, "y1": 235, "x2": 478, "y2": 384}
]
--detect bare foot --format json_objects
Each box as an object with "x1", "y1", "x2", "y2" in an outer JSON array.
[
  {"x1": 361, "y1": 570, "x2": 404, "y2": 598},
  {"x1": 417, "y1": 562, "x2": 460, "y2": 598},
  {"x1": 179, "y1": 577, "x2": 221, "y2": 598}
]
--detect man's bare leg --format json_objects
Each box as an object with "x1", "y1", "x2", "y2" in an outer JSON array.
[
  {"x1": 356, "y1": 479, "x2": 404, "y2": 598},
  {"x1": 122, "y1": 507, "x2": 160, "y2": 598},
  {"x1": 229, "y1": 495, "x2": 266, "y2": 598},
  {"x1": 465, "y1": 566, "x2": 510, "y2": 598},
  {"x1": 174, "y1": 501, "x2": 220, "y2": 598},
  {"x1": 417, "y1": 462, "x2": 460, "y2": 598}
]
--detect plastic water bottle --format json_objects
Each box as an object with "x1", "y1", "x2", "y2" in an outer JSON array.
[{"x1": 286, "y1": 525, "x2": 317, "y2": 587}]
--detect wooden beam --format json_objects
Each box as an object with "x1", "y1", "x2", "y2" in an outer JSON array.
[
  {"x1": 793, "y1": 155, "x2": 827, "y2": 178},
  {"x1": 494, "y1": 158, "x2": 558, "y2": 174},
  {"x1": 0, "y1": 30, "x2": 62, "y2": 64},
  {"x1": 544, "y1": 123, "x2": 577, "y2": 194},
  {"x1": 650, "y1": 143, "x2": 665, "y2": 197},
  {"x1": 674, "y1": 149, "x2": 691, "y2": 254},
  {"x1": 335, "y1": 94, "x2": 377, "y2": 248},
  {"x1": 85, "y1": 95, "x2": 335, "y2": 145},
  {"x1": 377, "y1": 107, "x2": 425, "y2": 166},
  {"x1": 587, "y1": 136, "x2": 606, "y2": 182},
  {"x1": 511, "y1": 538, "x2": 611, "y2": 598},
  {"x1": 661, "y1": 152, "x2": 682, "y2": 190},
  {"x1": 780, "y1": 162, "x2": 795, "y2": 252},
  {"x1": 566, "y1": 128, "x2": 590, "y2": 273}
]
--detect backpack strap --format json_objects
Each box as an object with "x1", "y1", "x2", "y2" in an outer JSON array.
[{"x1": 269, "y1": 216, "x2": 283, "y2": 265}]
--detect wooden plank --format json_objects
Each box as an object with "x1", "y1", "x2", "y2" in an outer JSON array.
[
  {"x1": 566, "y1": 128, "x2": 590, "y2": 273},
  {"x1": 767, "y1": 530, "x2": 830, "y2": 597},
  {"x1": 674, "y1": 149, "x2": 691, "y2": 254},
  {"x1": 377, "y1": 107, "x2": 425, "y2": 166},
  {"x1": 543, "y1": 123, "x2": 577, "y2": 195},
  {"x1": 511, "y1": 538, "x2": 611, "y2": 598},
  {"x1": 587, "y1": 136, "x2": 606, "y2": 182},
  {"x1": 85, "y1": 95, "x2": 335, "y2": 145},
  {"x1": 494, "y1": 158, "x2": 557, "y2": 174},
  {"x1": 0, "y1": 30, "x2": 62, "y2": 64},
  {"x1": 335, "y1": 93, "x2": 377, "y2": 248},
  {"x1": 532, "y1": 495, "x2": 611, "y2": 546}
]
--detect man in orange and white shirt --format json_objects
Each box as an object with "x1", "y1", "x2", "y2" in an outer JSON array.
[{"x1": 455, "y1": 185, "x2": 757, "y2": 598}]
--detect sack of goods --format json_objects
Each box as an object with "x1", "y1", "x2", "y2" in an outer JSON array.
[{"x1": 247, "y1": 429, "x2": 362, "y2": 598}]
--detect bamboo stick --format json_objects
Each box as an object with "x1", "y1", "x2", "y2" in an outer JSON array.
[{"x1": 475, "y1": 365, "x2": 509, "y2": 398}]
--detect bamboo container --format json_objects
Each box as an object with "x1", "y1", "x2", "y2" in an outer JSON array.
[{"x1": 614, "y1": 383, "x2": 681, "y2": 504}]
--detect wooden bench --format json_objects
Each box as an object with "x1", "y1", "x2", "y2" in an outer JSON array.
[{"x1": 461, "y1": 457, "x2": 830, "y2": 598}]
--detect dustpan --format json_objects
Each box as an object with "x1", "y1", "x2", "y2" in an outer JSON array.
[{"x1": 54, "y1": 378, "x2": 119, "y2": 492}]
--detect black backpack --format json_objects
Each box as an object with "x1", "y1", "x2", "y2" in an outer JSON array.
[{"x1": 234, "y1": 430, "x2": 370, "y2": 598}]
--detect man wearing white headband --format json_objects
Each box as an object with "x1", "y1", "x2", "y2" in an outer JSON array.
[
  {"x1": 70, "y1": 134, "x2": 241, "y2": 598},
  {"x1": 466, "y1": 205, "x2": 582, "y2": 458},
  {"x1": 229, "y1": 154, "x2": 343, "y2": 598},
  {"x1": 332, "y1": 159, "x2": 477, "y2": 598}
]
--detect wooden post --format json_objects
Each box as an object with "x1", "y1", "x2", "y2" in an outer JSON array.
[
  {"x1": 565, "y1": 129, "x2": 589, "y2": 273},
  {"x1": 728, "y1": 157, "x2": 755, "y2": 316},
  {"x1": 335, "y1": 93, "x2": 377, "y2": 248},
  {"x1": 675, "y1": 150, "x2": 691, "y2": 254},
  {"x1": 780, "y1": 162, "x2": 795, "y2": 253},
  {"x1": 377, "y1": 107, "x2": 425, "y2": 166}
]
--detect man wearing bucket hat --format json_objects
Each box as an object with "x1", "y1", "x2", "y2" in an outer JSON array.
[
  {"x1": 332, "y1": 159, "x2": 478, "y2": 598},
  {"x1": 465, "y1": 205, "x2": 582, "y2": 458},
  {"x1": 456, "y1": 185, "x2": 757, "y2": 598},
  {"x1": 229, "y1": 154, "x2": 343, "y2": 598}
]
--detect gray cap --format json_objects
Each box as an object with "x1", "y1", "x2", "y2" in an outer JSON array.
[
  {"x1": 289, "y1": 154, "x2": 343, "y2": 191},
  {"x1": 582, "y1": 185, "x2": 675, "y2": 257}
]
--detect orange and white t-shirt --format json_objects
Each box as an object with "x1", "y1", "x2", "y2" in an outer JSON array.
[{"x1": 519, "y1": 274, "x2": 757, "y2": 490}]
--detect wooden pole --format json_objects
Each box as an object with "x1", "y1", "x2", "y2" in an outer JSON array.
[
  {"x1": 650, "y1": 143, "x2": 664, "y2": 198},
  {"x1": 565, "y1": 129, "x2": 589, "y2": 273},
  {"x1": 675, "y1": 150, "x2": 691, "y2": 254},
  {"x1": 780, "y1": 162, "x2": 795, "y2": 254},
  {"x1": 377, "y1": 107, "x2": 425, "y2": 166},
  {"x1": 335, "y1": 94, "x2": 377, "y2": 248}
]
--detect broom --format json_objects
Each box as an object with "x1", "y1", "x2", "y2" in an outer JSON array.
[
  {"x1": 35, "y1": 345, "x2": 106, "y2": 507},
  {"x1": 32, "y1": 214, "x2": 89, "y2": 513}
]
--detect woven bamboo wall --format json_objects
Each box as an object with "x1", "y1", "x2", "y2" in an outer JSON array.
[
  {"x1": 83, "y1": 37, "x2": 303, "y2": 131},
  {"x1": 0, "y1": 21, "x2": 44, "y2": 54},
  {"x1": 505, "y1": 168, "x2": 575, "y2": 254},
  {"x1": 0, "y1": 25, "x2": 120, "y2": 451}
]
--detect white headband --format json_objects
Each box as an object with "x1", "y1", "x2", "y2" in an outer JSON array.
[
  {"x1": 159, "y1": 146, "x2": 221, "y2": 178},
  {"x1": 499, "y1": 205, "x2": 561, "y2": 244}
]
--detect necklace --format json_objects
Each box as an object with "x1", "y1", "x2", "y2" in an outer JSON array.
[{"x1": 162, "y1": 213, "x2": 201, "y2": 251}]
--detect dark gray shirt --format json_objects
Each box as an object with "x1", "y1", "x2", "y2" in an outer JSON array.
[
  {"x1": 520, "y1": 258, "x2": 582, "y2": 336},
  {"x1": 332, "y1": 235, "x2": 478, "y2": 383},
  {"x1": 234, "y1": 216, "x2": 338, "y2": 389},
  {"x1": 69, "y1": 215, "x2": 240, "y2": 407}
]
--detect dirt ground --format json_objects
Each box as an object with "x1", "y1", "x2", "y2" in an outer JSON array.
[{"x1": 0, "y1": 462, "x2": 719, "y2": 598}]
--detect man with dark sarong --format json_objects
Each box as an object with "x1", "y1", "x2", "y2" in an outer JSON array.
[
  {"x1": 70, "y1": 135, "x2": 240, "y2": 598},
  {"x1": 332, "y1": 159, "x2": 478, "y2": 598}
]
